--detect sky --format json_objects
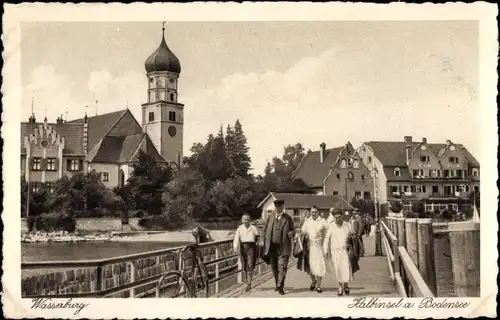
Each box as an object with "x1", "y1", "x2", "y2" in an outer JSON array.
[{"x1": 21, "y1": 21, "x2": 479, "y2": 174}]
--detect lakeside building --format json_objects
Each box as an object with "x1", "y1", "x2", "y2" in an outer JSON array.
[
  {"x1": 21, "y1": 26, "x2": 185, "y2": 190},
  {"x1": 293, "y1": 137, "x2": 480, "y2": 214}
]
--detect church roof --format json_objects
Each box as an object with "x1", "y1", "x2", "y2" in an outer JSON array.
[
  {"x1": 144, "y1": 28, "x2": 181, "y2": 74},
  {"x1": 90, "y1": 133, "x2": 165, "y2": 163}
]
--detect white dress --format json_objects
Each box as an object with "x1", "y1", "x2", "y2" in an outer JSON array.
[
  {"x1": 323, "y1": 221, "x2": 353, "y2": 283},
  {"x1": 301, "y1": 217, "x2": 328, "y2": 277}
]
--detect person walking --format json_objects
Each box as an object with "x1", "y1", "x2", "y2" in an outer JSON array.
[
  {"x1": 300, "y1": 206, "x2": 328, "y2": 293},
  {"x1": 262, "y1": 199, "x2": 295, "y2": 295},
  {"x1": 323, "y1": 208, "x2": 353, "y2": 296},
  {"x1": 233, "y1": 214, "x2": 260, "y2": 292}
]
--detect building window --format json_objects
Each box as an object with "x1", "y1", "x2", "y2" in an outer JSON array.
[
  {"x1": 347, "y1": 172, "x2": 354, "y2": 180},
  {"x1": 415, "y1": 185, "x2": 426, "y2": 193},
  {"x1": 100, "y1": 172, "x2": 109, "y2": 182},
  {"x1": 336, "y1": 174, "x2": 340, "y2": 180},
  {"x1": 46, "y1": 158, "x2": 57, "y2": 171},
  {"x1": 353, "y1": 159, "x2": 359, "y2": 168},
  {"x1": 45, "y1": 182, "x2": 54, "y2": 194},
  {"x1": 390, "y1": 186, "x2": 398, "y2": 193},
  {"x1": 170, "y1": 93, "x2": 175, "y2": 102},
  {"x1": 159, "y1": 91, "x2": 165, "y2": 101},
  {"x1": 432, "y1": 185, "x2": 439, "y2": 194},
  {"x1": 67, "y1": 159, "x2": 82, "y2": 172},
  {"x1": 32, "y1": 182, "x2": 42, "y2": 193},
  {"x1": 472, "y1": 168, "x2": 479, "y2": 176},
  {"x1": 149, "y1": 112, "x2": 155, "y2": 122},
  {"x1": 444, "y1": 169, "x2": 450, "y2": 178},
  {"x1": 430, "y1": 169, "x2": 440, "y2": 178},
  {"x1": 457, "y1": 169, "x2": 465, "y2": 179},
  {"x1": 354, "y1": 191, "x2": 361, "y2": 199},
  {"x1": 420, "y1": 156, "x2": 430, "y2": 163},
  {"x1": 403, "y1": 185, "x2": 410, "y2": 193},
  {"x1": 449, "y1": 156, "x2": 459, "y2": 164},
  {"x1": 394, "y1": 167, "x2": 401, "y2": 177},
  {"x1": 31, "y1": 158, "x2": 42, "y2": 171},
  {"x1": 340, "y1": 159, "x2": 347, "y2": 168},
  {"x1": 413, "y1": 169, "x2": 424, "y2": 177},
  {"x1": 363, "y1": 191, "x2": 371, "y2": 199},
  {"x1": 332, "y1": 191, "x2": 338, "y2": 196},
  {"x1": 368, "y1": 156, "x2": 372, "y2": 163},
  {"x1": 458, "y1": 185, "x2": 467, "y2": 192},
  {"x1": 361, "y1": 174, "x2": 365, "y2": 180},
  {"x1": 169, "y1": 111, "x2": 176, "y2": 122}
]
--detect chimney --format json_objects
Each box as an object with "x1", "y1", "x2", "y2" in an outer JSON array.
[
  {"x1": 83, "y1": 114, "x2": 89, "y2": 155},
  {"x1": 446, "y1": 139, "x2": 452, "y2": 145},
  {"x1": 404, "y1": 136, "x2": 413, "y2": 144},
  {"x1": 405, "y1": 145, "x2": 411, "y2": 164},
  {"x1": 319, "y1": 142, "x2": 326, "y2": 163},
  {"x1": 56, "y1": 115, "x2": 64, "y2": 124},
  {"x1": 422, "y1": 137, "x2": 427, "y2": 144},
  {"x1": 28, "y1": 115, "x2": 36, "y2": 124}
]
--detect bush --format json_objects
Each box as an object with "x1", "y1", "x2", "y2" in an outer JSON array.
[
  {"x1": 27, "y1": 216, "x2": 36, "y2": 232},
  {"x1": 390, "y1": 201, "x2": 402, "y2": 213},
  {"x1": 32, "y1": 212, "x2": 76, "y2": 232}
]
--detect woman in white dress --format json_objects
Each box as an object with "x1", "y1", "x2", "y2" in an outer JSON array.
[
  {"x1": 323, "y1": 208, "x2": 353, "y2": 296},
  {"x1": 300, "y1": 205, "x2": 328, "y2": 293}
]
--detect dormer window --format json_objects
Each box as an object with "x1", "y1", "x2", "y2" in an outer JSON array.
[
  {"x1": 472, "y1": 168, "x2": 479, "y2": 176},
  {"x1": 340, "y1": 159, "x2": 347, "y2": 168},
  {"x1": 449, "y1": 156, "x2": 459, "y2": 164},
  {"x1": 420, "y1": 155, "x2": 430, "y2": 163},
  {"x1": 353, "y1": 159, "x2": 359, "y2": 169},
  {"x1": 394, "y1": 167, "x2": 401, "y2": 177},
  {"x1": 347, "y1": 172, "x2": 354, "y2": 180}
]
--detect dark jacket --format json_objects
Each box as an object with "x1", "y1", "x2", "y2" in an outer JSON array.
[
  {"x1": 347, "y1": 234, "x2": 361, "y2": 274},
  {"x1": 295, "y1": 235, "x2": 310, "y2": 274},
  {"x1": 263, "y1": 212, "x2": 295, "y2": 260}
]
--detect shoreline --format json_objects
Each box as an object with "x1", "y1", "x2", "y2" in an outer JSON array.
[{"x1": 22, "y1": 229, "x2": 234, "y2": 244}]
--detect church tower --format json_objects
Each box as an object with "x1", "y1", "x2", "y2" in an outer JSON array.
[{"x1": 142, "y1": 23, "x2": 184, "y2": 166}]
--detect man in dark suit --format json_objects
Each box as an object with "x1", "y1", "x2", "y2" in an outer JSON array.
[{"x1": 262, "y1": 199, "x2": 295, "y2": 295}]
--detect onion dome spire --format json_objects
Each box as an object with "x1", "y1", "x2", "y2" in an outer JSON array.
[{"x1": 144, "y1": 22, "x2": 181, "y2": 73}]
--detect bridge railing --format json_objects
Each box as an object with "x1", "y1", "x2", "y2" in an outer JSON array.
[
  {"x1": 381, "y1": 217, "x2": 480, "y2": 297},
  {"x1": 22, "y1": 238, "x2": 269, "y2": 298}
]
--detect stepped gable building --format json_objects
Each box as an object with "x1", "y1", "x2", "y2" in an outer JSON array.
[
  {"x1": 356, "y1": 136, "x2": 480, "y2": 213},
  {"x1": 21, "y1": 25, "x2": 185, "y2": 190},
  {"x1": 293, "y1": 142, "x2": 375, "y2": 204}
]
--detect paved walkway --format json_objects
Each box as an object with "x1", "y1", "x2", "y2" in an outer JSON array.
[{"x1": 231, "y1": 230, "x2": 398, "y2": 298}]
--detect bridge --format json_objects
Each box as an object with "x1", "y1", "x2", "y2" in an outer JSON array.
[{"x1": 22, "y1": 218, "x2": 479, "y2": 298}]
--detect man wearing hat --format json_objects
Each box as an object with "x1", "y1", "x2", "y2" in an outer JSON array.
[{"x1": 262, "y1": 199, "x2": 295, "y2": 295}]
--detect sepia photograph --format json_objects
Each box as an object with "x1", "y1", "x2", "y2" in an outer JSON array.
[{"x1": 2, "y1": 2, "x2": 498, "y2": 319}]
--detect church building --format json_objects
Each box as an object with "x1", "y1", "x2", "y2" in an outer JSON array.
[{"x1": 21, "y1": 25, "x2": 185, "y2": 190}]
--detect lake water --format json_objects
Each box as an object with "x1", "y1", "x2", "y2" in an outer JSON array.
[{"x1": 21, "y1": 241, "x2": 190, "y2": 262}]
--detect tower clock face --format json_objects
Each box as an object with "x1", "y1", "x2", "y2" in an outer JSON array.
[
  {"x1": 168, "y1": 126, "x2": 177, "y2": 137},
  {"x1": 41, "y1": 140, "x2": 49, "y2": 148}
]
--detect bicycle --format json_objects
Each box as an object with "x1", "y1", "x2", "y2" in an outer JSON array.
[{"x1": 156, "y1": 243, "x2": 210, "y2": 298}]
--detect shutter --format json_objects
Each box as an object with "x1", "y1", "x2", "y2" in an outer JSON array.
[
  {"x1": 54, "y1": 159, "x2": 59, "y2": 171},
  {"x1": 29, "y1": 158, "x2": 33, "y2": 170},
  {"x1": 79, "y1": 160, "x2": 83, "y2": 171},
  {"x1": 67, "y1": 159, "x2": 71, "y2": 171}
]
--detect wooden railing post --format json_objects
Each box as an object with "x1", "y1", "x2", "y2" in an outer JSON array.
[
  {"x1": 417, "y1": 218, "x2": 437, "y2": 296},
  {"x1": 392, "y1": 237, "x2": 399, "y2": 274},
  {"x1": 237, "y1": 255, "x2": 243, "y2": 283},
  {"x1": 129, "y1": 261, "x2": 136, "y2": 298},
  {"x1": 405, "y1": 218, "x2": 419, "y2": 267},
  {"x1": 448, "y1": 222, "x2": 480, "y2": 297},
  {"x1": 397, "y1": 217, "x2": 406, "y2": 248},
  {"x1": 96, "y1": 265, "x2": 104, "y2": 296},
  {"x1": 214, "y1": 245, "x2": 220, "y2": 295}
]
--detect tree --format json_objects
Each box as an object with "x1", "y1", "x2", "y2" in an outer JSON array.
[
  {"x1": 162, "y1": 168, "x2": 209, "y2": 221},
  {"x1": 390, "y1": 201, "x2": 402, "y2": 213},
  {"x1": 226, "y1": 120, "x2": 252, "y2": 177},
  {"x1": 206, "y1": 176, "x2": 254, "y2": 218},
  {"x1": 21, "y1": 176, "x2": 52, "y2": 217},
  {"x1": 119, "y1": 150, "x2": 173, "y2": 215}
]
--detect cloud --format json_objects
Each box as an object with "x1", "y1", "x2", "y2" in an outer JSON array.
[{"x1": 183, "y1": 46, "x2": 479, "y2": 174}]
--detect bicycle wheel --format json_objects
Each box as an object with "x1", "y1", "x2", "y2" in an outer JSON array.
[
  {"x1": 156, "y1": 271, "x2": 194, "y2": 298},
  {"x1": 192, "y1": 266, "x2": 209, "y2": 298}
]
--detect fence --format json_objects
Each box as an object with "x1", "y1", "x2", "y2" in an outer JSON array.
[
  {"x1": 21, "y1": 238, "x2": 270, "y2": 298},
  {"x1": 381, "y1": 217, "x2": 480, "y2": 297}
]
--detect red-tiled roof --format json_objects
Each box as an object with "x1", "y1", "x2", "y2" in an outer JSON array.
[
  {"x1": 365, "y1": 141, "x2": 479, "y2": 167},
  {"x1": 20, "y1": 122, "x2": 84, "y2": 155},
  {"x1": 292, "y1": 146, "x2": 345, "y2": 188},
  {"x1": 68, "y1": 110, "x2": 127, "y2": 151},
  {"x1": 258, "y1": 192, "x2": 355, "y2": 210}
]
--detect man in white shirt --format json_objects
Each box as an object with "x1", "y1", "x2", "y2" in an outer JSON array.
[{"x1": 233, "y1": 214, "x2": 260, "y2": 291}]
